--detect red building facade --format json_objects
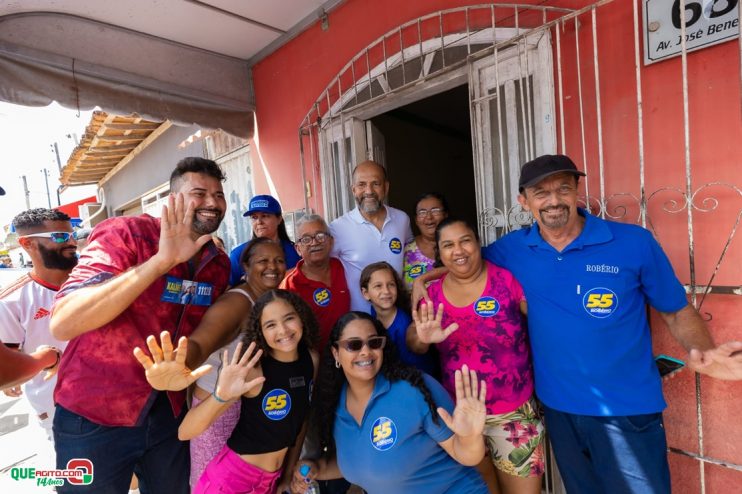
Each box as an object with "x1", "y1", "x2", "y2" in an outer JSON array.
[{"x1": 249, "y1": 1, "x2": 741, "y2": 491}]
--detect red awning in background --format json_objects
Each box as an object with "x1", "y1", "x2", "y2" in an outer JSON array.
[{"x1": 56, "y1": 196, "x2": 97, "y2": 218}]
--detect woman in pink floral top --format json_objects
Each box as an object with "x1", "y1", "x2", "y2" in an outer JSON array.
[
  {"x1": 409, "y1": 218, "x2": 544, "y2": 494},
  {"x1": 403, "y1": 193, "x2": 449, "y2": 288}
]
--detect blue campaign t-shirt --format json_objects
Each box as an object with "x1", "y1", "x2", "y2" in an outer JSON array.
[
  {"x1": 334, "y1": 374, "x2": 487, "y2": 494},
  {"x1": 371, "y1": 307, "x2": 439, "y2": 377},
  {"x1": 228, "y1": 239, "x2": 300, "y2": 286},
  {"x1": 483, "y1": 209, "x2": 688, "y2": 416}
]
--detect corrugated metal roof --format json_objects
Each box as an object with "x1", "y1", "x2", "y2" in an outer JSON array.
[{"x1": 61, "y1": 111, "x2": 165, "y2": 185}]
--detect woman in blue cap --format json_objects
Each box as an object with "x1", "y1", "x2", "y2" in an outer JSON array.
[{"x1": 229, "y1": 195, "x2": 300, "y2": 285}]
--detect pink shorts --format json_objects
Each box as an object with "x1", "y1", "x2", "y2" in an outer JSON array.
[{"x1": 194, "y1": 445, "x2": 282, "y2": 494}]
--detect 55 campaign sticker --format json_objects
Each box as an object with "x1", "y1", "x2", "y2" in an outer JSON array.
[
  {"x1": 262, "y1": 389, "x2": 291, "y2": 421},
  {"x1": 473, "y1": 296, "x2": 500, "y2": 317},
  {"x1": 407, "y1": 263, "x2": 425, "y2": 279},
  {"x1": 370, "y1": 417, "x2": 397, "y2": 451},
  {"x1": 313, "y1": 287, "x2": 331, "y2": 307},
  {"x1": 389, "y1": 238, "x2": 402, "y2": 254},
  {"x1": 582, "y1": 287, "x2": 618, "y2": 318}
]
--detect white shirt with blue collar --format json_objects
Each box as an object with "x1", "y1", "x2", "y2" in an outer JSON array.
[{"x1": 330, "y1": 206, "x2": 413, "y2": 312}]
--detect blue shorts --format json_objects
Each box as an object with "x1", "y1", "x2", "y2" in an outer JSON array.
[{"x1": 543, "y1": 405, "x2": 670, "y2": 494}]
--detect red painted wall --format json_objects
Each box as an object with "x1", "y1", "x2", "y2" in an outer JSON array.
[
  {"x1": 252, "y1": 1, "x2": 741, "y2": 490},
  {"x1": 249, "y1": 0, "x2": 573, "y2": 209}
]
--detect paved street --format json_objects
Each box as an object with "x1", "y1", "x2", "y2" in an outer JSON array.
[{"x1": 0, "y1": 392, "x2": 56, "y2": 493}]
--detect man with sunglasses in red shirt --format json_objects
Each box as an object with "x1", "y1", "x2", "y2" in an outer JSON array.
[{"x1": 0, "y1": 208, "x2": 74, "y2": 444}]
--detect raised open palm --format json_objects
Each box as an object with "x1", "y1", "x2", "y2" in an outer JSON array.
[
  {"x1": 412, "y1": 301, "x2": 459, "y2": 344},
  {"x1": 156, "y1": 193, "x2": 213, "y2": 268},
  {"x1": 215, "y1": 341, "x2": 265, "y2": 401},
  {"x1": 438, "y1": 365, "x2": 486, "y2": 438},
  {"x1": 133, "y1": 331, "x2": 211, "y2": 391}
]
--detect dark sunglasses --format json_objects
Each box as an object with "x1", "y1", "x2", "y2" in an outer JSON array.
[
  {"x1": 335, "y1": 335, "x2": 386, "y2": 353},
  {"x1": 20, "y1": 232, "x2": 74, "y2": 244}
]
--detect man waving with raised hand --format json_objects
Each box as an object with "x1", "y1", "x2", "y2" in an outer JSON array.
[{"x1": 50, "y1": 157, "x2": 231, "y2": 494}]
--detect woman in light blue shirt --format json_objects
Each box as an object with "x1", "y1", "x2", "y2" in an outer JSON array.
[{"x1": 290, "y1": 311, "x2": 488, "y2": 494}]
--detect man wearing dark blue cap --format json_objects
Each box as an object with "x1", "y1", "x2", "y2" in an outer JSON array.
[
  {"x1": 228, "y1": 194, "x2": 300, "y2": 285},
  {"x1": 413, "y1": 154, "x2": 742, "y2": 493}
]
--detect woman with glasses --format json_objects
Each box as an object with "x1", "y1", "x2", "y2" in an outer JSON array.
[
  {"x1": 403, "y1": 193, "x2": 449, "y2": 289},
  {"x1": 289, "y1": 312, "x2": 489, "y2": 494}
]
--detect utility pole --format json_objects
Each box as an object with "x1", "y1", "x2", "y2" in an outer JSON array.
[
  {"x1": 20, "y1": 175, "x2": 31, "y2": 209},
  {"x1": 51, "y1": 142, "x2": 62, "y2": 173},
  {"x1": 41, "y1": 168, "x2": 51, "y2": 209}
]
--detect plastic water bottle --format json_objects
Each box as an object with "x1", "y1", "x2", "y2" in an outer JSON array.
[{"x1": 299, "y1": 464, "x2": 320, "y2": 494}]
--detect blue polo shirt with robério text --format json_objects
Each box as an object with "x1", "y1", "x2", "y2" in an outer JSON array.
[
  {"x1": 334, "y1": 373, "x2": 487, "y2": 494},
  {"x1": 483, "y1": 209, "x2": 688, "y2": 416}
]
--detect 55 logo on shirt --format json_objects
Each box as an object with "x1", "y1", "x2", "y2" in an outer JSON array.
[
  {"x1": 313, "y1": 287, "x2": 331, "y2": 307},
  {"x1": 408, "y1": 264, "x2": 424, "y2": 278},
  {"x1": 370, "y1": 417, "x2": 397, "y2": 451},
  {"x1": 582, "y1": 287, "x2": 618, "y2": 319},
  {"x1": 473, "y1": 296, "x2": 500, "y2": 317},
  {"x1": 262, "y1": 389, "x2": 291, "y2": 420},
  {"x1": 389, "y1": 238, "x2": 402, "y2": 254}
]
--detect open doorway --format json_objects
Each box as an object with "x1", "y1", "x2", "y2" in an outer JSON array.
[
  {"x1": 370, "y1": 85, "x2": 478, "y2": 230},
  {"x1": 314, "y1": 30, "x2": 555, "y2": 245}
]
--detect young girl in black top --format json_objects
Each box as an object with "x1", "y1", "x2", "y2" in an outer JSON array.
[{"x1": 179, "y1": 289, "x2": 319, "y2": 494}]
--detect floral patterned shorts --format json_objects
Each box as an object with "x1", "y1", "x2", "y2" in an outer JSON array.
[{"x1": 483, "y1": 396, "x2": 545, "y2": 478}]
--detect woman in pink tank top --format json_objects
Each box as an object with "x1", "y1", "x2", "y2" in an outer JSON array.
[{"x1": 409, "y1": 219, "x2": 544, "y2": 494}]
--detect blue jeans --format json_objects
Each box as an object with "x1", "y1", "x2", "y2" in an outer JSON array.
[
  {"x1": 543, "y1": 405, "x2": 670, "y2": 494},
  {"x1": 54, "y1": 392, "x2": 189, "y2": 494}
]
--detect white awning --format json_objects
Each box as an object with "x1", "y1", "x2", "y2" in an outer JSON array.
[{"x1": 0, "y1": 1, "x2": 342, "y2": 138}]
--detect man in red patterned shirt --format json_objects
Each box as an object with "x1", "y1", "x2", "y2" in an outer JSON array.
[{"x1": 50, "y1": 157, "x2": 231, "y2": 494}]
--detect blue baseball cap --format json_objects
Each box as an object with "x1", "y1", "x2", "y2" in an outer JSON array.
[{"x1": 243, "y1": 195, "x2": 282, "y2": 217}]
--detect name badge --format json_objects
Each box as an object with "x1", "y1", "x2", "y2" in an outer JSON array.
[
  {"x1": 289, "y1": 376, "x2": 306, "y2": 388},
  {"x1": 161, "y1": 276, "x2": 213, "y2": 306}
]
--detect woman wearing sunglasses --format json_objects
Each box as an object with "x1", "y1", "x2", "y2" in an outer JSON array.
[{"x1": 290, "y1": 312, "x2": 489, "y2": 494}]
